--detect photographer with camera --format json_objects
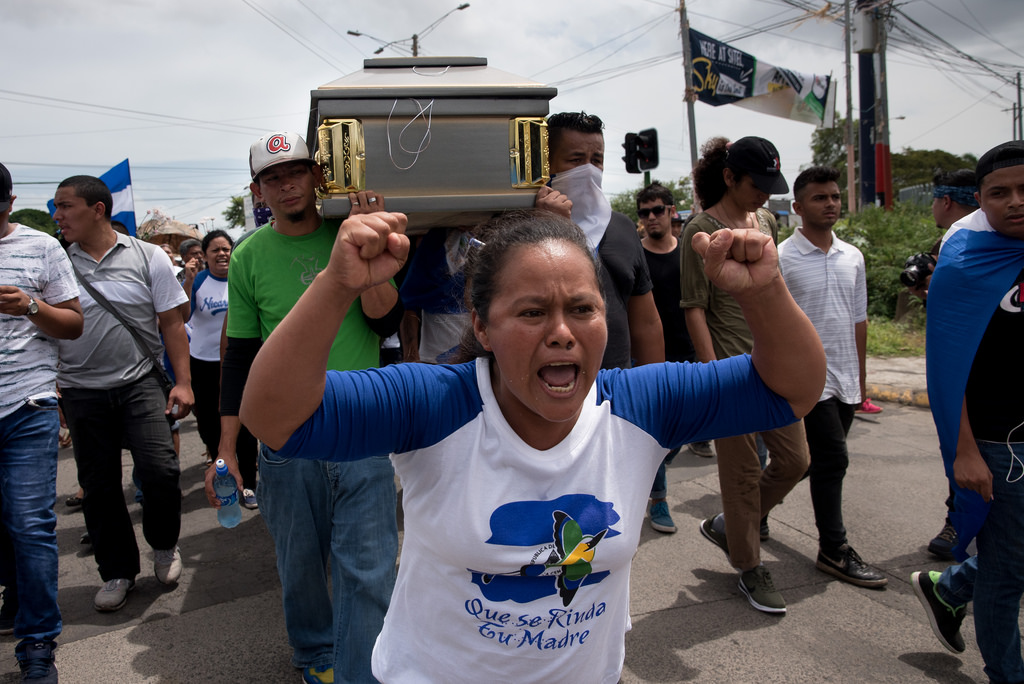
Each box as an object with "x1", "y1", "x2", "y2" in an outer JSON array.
[{"x1": 904, "y1": 170, "x2": 979, "y2": 302}]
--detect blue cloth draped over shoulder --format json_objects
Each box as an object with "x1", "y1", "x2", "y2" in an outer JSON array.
[{"x1": 926, "y1": 211, "x2": 1024, "y2": 560}]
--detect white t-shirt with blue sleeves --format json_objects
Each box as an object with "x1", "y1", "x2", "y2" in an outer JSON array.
[
  {"x1": 188, "y1": 270, "x2": 229, "y2": 362},
  {"x1": 278, "y1": 355, "x2": 793, "y2": 683}
]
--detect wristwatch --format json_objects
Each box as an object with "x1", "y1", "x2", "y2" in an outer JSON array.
[{"x1": 26, "y1": 298, "x2": 39, "y2": 316}]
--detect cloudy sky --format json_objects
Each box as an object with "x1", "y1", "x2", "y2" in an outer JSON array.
[{"x1": 4, "y1": 0, "x2": 1021, "y2": 230}]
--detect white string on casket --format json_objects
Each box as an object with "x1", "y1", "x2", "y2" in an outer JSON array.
[{"x1": 387, "y1": 98, "x2": 434, "y2": 171}]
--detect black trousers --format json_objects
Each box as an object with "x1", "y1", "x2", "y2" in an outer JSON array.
[
  {"x1": 191, "y1": 357, "x2": 258, "y2": 490},
  {"x1": 61, "y1": 374, "x2": 181, "y2": 581},
  {"x1": 804, "y1": 397, "x2": 856, "y2": 554}
]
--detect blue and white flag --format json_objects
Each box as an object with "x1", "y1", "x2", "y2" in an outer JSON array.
[
  {"x1": 101, "y1": 159, "x2": 136, "y2": 235},
  {"x1": 48, "y1": 158, "x2": 137, "y2": 235}
]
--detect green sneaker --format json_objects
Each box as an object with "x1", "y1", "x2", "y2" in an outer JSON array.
[
  {"x1": 739, "y1": 565, "x2": 786, "y2": 614},
  {"x1": 911, "y1": 570, "x2": 966, "y2": 653},
  {"x1": 302, "y1": 664, "x2": 334, "y2": 683}
]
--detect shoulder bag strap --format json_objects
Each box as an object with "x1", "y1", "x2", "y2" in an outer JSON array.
[{"x1": 71, "y1": 261, "x2": 173, "y2": 387}]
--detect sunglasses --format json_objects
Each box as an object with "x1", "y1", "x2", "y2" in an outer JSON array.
[{"x1": 637, "y1": 205, "x2": 668, "y2": 219}]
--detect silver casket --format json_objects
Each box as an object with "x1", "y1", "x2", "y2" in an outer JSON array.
[{"x1": 307, "y1": 56, "x2": 557, "y2": 233}]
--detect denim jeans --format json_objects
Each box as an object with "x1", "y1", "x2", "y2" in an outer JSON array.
[
  {"x1": 803, "y1": 397, "x2": 857, "y2": 554},
  {"x1": 0, "y1": 398, "x2": 62, "y2": 650},
  {"x1": 650, "y1": 447, "x2": 679, "y2": 500},
  {"x1": 955, "y1": 440, "x2": 1024, "y2": 684},
  {"x1": 258, "y1": 445, "x2": 397, "y2": 682},
  {"x1": 60, "y1": 374, "x2": 181, "y2": 581}
]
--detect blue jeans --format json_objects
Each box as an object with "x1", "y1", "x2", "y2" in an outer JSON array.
[
  {"x1": 60, "y1": 374, "x2": 181, "y2": 581},
  {"x1": 935, "y1": 555, "x2": 977, "y2": 608},
  {"x1": 0, "y1": 398, "x2": 62, "y2": 651},
  {"x1": 258, "y1": 445, "x2": 397, "y2": 682},
  {"x1": 650, "y1": 448, "x2": 679, "y2": 500},
  {"x1": 949, "y1": 440, "x2": 1024, "y2": 684}
]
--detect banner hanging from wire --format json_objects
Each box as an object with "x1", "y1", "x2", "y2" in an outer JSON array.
[{"x1": 689, "y1": 28, "x2": 835, "y2": 127}]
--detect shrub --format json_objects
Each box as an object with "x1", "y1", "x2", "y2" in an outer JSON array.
[{"x1": 835, "y1": 203, "x2": 941, "y2": 318}]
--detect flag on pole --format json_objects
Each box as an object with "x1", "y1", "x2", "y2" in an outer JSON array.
[
  {"x1": 101, "y1": 159, "x2": 137, "y2": 235},
  {"x1": 47, "y1": 158, "x2": 138, "y2": 235},
  {"x1": 689, "y1": 28, "x2": 835, "y2": 127}
]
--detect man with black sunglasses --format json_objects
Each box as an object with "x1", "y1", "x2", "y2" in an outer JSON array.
[{"x1": 637, "y1": 183, "x2": 713, "y2": 534}]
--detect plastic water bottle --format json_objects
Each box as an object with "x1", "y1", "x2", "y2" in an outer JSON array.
[{"x1": 213, "y1": 459, "x2": 243, "y2": 529}]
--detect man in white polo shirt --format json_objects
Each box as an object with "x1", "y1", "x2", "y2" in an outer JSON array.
[
  {"x1": 53, "y1": 174, "x2": 193, "y2": 614},
  {"x1": 778, "y1": 165, "x2": 887, "y2": 589}
]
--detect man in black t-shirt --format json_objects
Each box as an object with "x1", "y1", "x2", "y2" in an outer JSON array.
[
  {"x1": 911, "y1": 142, "x2": 1024, "y2": 681},
  {"x1": 538, "y1": 112, "x2": 664, "y2": 371},
  {"x1": 636, "y1": 183, "x2": 711, "y2": 534}
]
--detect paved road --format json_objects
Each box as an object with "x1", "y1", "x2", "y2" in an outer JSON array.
[{"x1": 0, "y1": 386, "x2": 1002, "y2": 683}]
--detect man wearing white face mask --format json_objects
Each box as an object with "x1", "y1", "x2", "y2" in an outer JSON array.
[{"x1": 538, "y1": 111, "x2": 664, "y2": 371}]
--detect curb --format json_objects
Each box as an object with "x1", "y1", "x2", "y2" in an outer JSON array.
[{"x1": 866, "y1": 383, "x2": 930, "y2": 409}]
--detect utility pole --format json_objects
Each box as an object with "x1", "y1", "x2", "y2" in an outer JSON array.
[
  {"x1": 844, "y1": 0, "x2": 856, "y2": 215},
  {"x1": 874, "y1": 1, "x2": 893, "y2": 210},
  {"x1": 679, "y1": 0, "x2": 701, "y2": 209},
  {"x1": 1018, "y1": 72, "x2": 1023, "y2": 140},
  {"x1": 855, "y1": 0, "x2": 876, "y2": 208}
]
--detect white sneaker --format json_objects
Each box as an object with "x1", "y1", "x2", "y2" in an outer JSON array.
[
  {"x1": 241, "y1": 488, "x2": 258, "y2": 510},
  {"x1": 154, "y1": 546, "x2": 182, "y2": 585},
  {"x1": 94, "y1": 578, "x2": 135, "y2": 612}
]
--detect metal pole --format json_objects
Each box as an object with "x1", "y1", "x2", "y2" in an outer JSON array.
[
  {"x1": 679, "y1": 0, "x2": 701, "y2": 209},
  {"x1": 844, "y1": 0, "x2": 856, "y2": 215},
  {"x1": 412, "y1": 34, "x2": 419, "y2": 57},
  {"x1": 1018, "y1": 72, "x2": 1023, "y2": 140},
  {"x1": 874, "y1": 2, "x2": 892, "y2": 210}
]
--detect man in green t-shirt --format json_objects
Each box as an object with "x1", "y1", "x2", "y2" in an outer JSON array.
[{"x1": 206, "y1": 131, "x2": 402, "y2": 684}]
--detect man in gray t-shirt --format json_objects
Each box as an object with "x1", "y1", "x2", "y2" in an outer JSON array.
[
  {"x1": 0, "y1": 161, "x2": 83, "y2": 681},
  {"x1": 53, "y1": 174, "x2": 194, "y2": 614}
]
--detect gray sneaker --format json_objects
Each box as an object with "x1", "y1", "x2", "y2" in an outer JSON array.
[
  {"x1": 154, "y1": 547, "x2": 182, "y2": 585},
  {"x1": 94, "y1": 578, "x2": 135, "y2": 612},
  {"x1": 739, "y1": 565, "x2": 786, "y2": 614}
]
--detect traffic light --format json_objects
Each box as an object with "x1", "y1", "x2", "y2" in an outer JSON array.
[
  {"x1": 622, "y1": 128, "x2": 658, "y2": 173},
  {"x1": 622, "y1": 133, "x2": 640, "y2": 173},
  {"x1": 636, "y1": 128, "x2": 658, "y2": 171}
]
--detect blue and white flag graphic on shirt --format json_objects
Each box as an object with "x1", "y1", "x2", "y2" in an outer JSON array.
[{"x1": 48, "y1": 158, "x2": 137, "y2": 236}]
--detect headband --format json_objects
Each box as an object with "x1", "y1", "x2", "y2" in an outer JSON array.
[{"x1": 933, "y1": 185, "x2": 979, "y2": 208}]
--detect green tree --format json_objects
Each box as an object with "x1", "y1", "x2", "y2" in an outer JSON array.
[
  {"x1": 810, "y1": 115, "x2": 857, "y2": 212},
  {"x1": 609, "y1": 176, "x2": 693, "y2": 224},
  {"x1": 222, "y1": 195, "x2": 246, "y2": 228},
  {"x1": 890, "y1": 147, "x2": 978, "y2": 191},
  {"x1": 11, "y1": 208, "x2": 59, "y2": 236},
  {"x1": 835, "y1": 202, "x2": 939, "y2": 318}
]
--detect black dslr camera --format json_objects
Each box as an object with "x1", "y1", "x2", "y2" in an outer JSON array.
[{"x1": 899, "y1": 252, "x2": 937, "y2": 288}]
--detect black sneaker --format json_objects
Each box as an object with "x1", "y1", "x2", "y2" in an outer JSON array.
[
  {"x1": 816, "y1": 544, "x2": 888, "y2": 588},
  {"x1": 759, "y1": 515, "x2": 770, "y2": 541},
  {"x1": 16, "y1": 641, "x2": 57, "y2": 684},
  {"x1": 699, "y1": 514, "x2": 730, "y2": 560},
  {"x1": 927, "y1": 523, "x2": 958, "y2": 561},
  {"x1": 688, "y1": 441, "x2": 715, "y2": 458},
  {"x1": 0, "y1": 587, "x2": 17, "y2": 635},
  {"x1": 911, "y1": 570, "x2": 966, "y2": 653}
]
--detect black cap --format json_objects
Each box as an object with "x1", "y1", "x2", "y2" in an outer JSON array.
[
  {"x1": 726, "y1": 136, "x2": 789, "y2": 195},
  {"x1": 976, "y1": 140, "x2": 1024, "y2": 187},
  {"x1": 0, "y1": 163, "x2": 11, "y2": 213}
]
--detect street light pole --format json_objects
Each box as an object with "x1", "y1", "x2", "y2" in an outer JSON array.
[{"x1": 349, "y1": 4, "x2": 469, "y2": 57}]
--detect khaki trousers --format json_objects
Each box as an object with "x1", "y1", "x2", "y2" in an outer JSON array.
[{"x1": 714, "y1": 420, "x2": 809, "y2": 571}]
